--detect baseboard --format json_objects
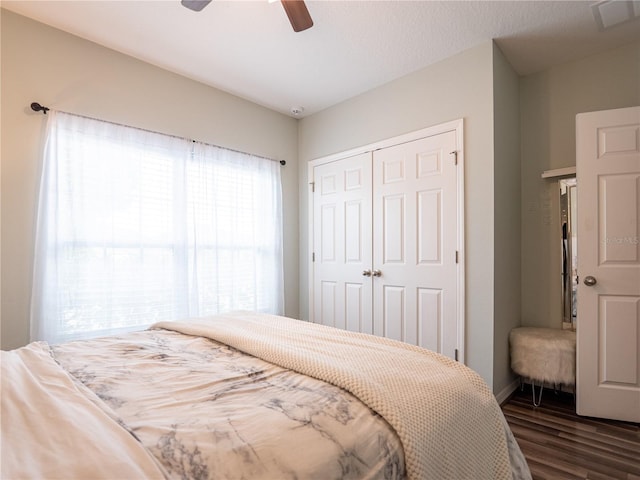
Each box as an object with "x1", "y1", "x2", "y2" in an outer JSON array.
[{"x1": 495, "y1": 378, "x2": 520, "y2": 406}]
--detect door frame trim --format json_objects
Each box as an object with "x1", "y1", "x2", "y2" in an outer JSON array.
[{"x1": 308, "y1": 119, "x2": 466, "y2": 363}]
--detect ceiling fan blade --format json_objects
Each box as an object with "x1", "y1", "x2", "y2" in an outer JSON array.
[
  {"x1": 181, "y1": 0, "x2": 212, "y2": 12},
  {"x1": 280, "y1": 0, "x2": 313, "y2": 32}
]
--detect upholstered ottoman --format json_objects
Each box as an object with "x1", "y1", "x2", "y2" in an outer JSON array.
[{"x1": 509, "y1": 327, "x2": 576, "y2": 406}]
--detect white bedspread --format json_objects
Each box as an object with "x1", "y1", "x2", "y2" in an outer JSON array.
[
  {"x1": 1, "y1": 342, "x2": 166, "y2": 480},
  {"x1": 154, "y1": 312, "x2": 524, "y2": 480},
  {"x1": 2, "y1": 312, "x2": 530, "y2": 480}
]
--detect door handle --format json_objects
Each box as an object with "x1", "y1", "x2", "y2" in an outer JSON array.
[
  {"x1": 583, "y1": 275, "x2": 597, "y2": 286},
  {"x1": 372, "y1": 269, "x2": 382, "y2": 277},
  {"x1": 362, "y1": 270, "x2": 372, "y2": 277}
]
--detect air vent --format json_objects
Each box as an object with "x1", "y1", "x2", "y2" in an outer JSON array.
[{"x1": 591, "y1": 0, "x2": 640, "y2": 30}]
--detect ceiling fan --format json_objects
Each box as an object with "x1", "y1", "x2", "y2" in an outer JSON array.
[{"x1": 181, "y1": 0, "x2": 314, "y2": 32}]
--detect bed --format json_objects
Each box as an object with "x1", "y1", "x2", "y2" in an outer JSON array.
[{"x1": 2, "y1": 312, "x2": 531, "y2": 480}]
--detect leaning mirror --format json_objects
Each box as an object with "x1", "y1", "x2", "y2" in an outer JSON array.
[{"x1": 559, "y1": 177, "x2": 577, "y2": 330}]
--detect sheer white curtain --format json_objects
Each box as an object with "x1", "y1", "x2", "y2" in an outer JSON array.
[{"x1": 31, "y1": 111, "x2": 283, "y2": 344}]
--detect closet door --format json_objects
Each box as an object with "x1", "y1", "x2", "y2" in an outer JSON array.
[
  {"x1": 312, "y1": 153, "x2": 373, "y2": 333},
  {"x1": 372, "y1": 131, "x2": 459, "y2": 358}
]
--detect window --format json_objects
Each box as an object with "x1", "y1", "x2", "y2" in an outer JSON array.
[{"x1": 31, "y1": 112, "x2": 283, "y2": 344}]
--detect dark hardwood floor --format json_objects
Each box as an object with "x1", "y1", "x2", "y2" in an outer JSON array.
[{"x1": 502, "y1": 386, "x2": 640, "y2": 480}]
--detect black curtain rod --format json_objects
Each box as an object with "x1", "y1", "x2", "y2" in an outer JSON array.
[{"x1": 28, "y1": 101, "x2": 286, "y2": 166}]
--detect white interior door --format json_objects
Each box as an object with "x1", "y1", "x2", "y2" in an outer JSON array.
[
  {"x1": 576, "y1": 106, "x2": 640, "y2": 422},
  {"x1": 372, "y1": 131, "x2": 459, "y2": 358},
  {"x1": 312, "y1": 153, "x2": 373, "y2": 333}
]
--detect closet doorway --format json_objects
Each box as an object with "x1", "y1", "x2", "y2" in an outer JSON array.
[{"x1": 309, "y1": 120, "x2": 464, "y2": 361}]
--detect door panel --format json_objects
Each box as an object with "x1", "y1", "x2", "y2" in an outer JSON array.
[
  {"x1": 599, "y1": 175, "x2": 640, "y2": 264},
  {"x1": 345, "y1": 283, "x2": 364, "y2": 332},
  {"x1": 345, "y1": 201, "x2": 364, "y2": 262},
  {"x1": 320, "y1": 205, "x2": 336, "y2": 262},
  {"x1": 383, "y1": 194, "x2": 405, "y2": 263},
  {"x1": 417, "y1": 189, "x2": 442, "y2": 264},
  {"x1": 373, "y1": 131, "x2": 458, "y2": 358},
  {"x1": 382, "y1": 285, "x2": 405, "y2": 341},
  {"x1": 418, "y1": 288, "x2": 442, "y2": 352},
  {"x1": 599, "y1": 296, "x2": 639, "y2": 385},
  {"x1": 320, "y1": 281, "x2": 336, "y2": 328},
  {"x1": 312, "y1": 153, "x2": 373, "y2": 334},
  {"x1": 576, "y1": 106, "x2": 640, "y2": 422}
]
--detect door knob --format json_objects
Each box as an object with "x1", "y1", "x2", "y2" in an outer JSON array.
[
  {"x1": 362, "y1": 270, "x2": 372, "y2": 277},
  {"x1": 583, "y1": 275, "x2": 597, "y2": 286},
  {"x1": 372, "y1": 269, "x2": 382, "y2": 277}
]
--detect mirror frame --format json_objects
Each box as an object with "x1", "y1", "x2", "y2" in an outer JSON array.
[{"x1": 559, "y1": 177, "x2": 577, "y2": 330}]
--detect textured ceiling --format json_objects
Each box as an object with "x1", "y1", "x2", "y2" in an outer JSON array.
[{"x1": 3, "y1": 1, "x2": 640, "y2": 117}]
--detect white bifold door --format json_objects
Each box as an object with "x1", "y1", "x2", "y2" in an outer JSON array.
[
  {"x1": 311, "y1": 125, "x2": 463, "y2": 360},
  {"x1": 313, "y1": 152, "x2": 374, "y2": 335},
  {"x1": 576, "y1": 106, "x2": 640, "y2": 422}
]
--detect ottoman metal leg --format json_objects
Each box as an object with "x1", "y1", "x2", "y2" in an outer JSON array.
[{"x1": 531, "y1": 381, "x2": 544, "y2": 407}]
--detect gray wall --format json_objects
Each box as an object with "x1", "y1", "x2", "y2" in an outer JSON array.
[
  {"x1": 1, "y1": 10, "x2": 300, "y2": 350},
  {"x1": 492, "y1": 43, "x2": 521, "y2": 397},
  {"x1": 520, "y1": 40, "x2": 640, "y2": 329},
  {"x1": 299, "y1": 43, "x2": 498, "y2": 387}
]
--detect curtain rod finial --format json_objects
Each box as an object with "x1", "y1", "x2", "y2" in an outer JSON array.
[{"x1": 31, "y1": 102, "x2": 50, "y2": 114}]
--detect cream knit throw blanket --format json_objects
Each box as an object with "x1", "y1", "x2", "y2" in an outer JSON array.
[{"x1": 153, "y1": 312, "x2": 512, "y2": 480}]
